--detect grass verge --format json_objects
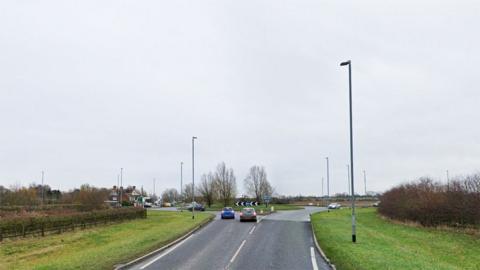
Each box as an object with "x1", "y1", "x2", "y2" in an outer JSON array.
[
  {"x1": 0, "y1": 210, "x2": 213, "y2": 270},
  {"x1": 311, "y1": 208, "x2": 480, "y2": 270}
]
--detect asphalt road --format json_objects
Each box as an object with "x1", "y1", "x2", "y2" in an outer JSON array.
[{"x1": 125, "y1": 207, "x2": 330, "y2": 270}]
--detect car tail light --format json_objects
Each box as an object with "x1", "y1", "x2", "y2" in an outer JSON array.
[
  {"x1": 253, "y1": 212, "x2": 257, "y2": 216},
  {"x1": 240, "y1": 212, "x2": 243, "y2": 216}
]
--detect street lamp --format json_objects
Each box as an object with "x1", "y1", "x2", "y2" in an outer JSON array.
[
  {"x1": 180, "y1": 161, "x2": 184, "y2": 212},
  {"x1": 340, "y1": 60, "x2": 357, "y2": 243},
  {"x1": 326, "y1": 157, "x2": 330, "y2": 205},
  {"x1": 347, "y1": 164, "x2": 350, "y2": 195},
  {"x1": 363, "y1": 170, "x2": 367, "y2": 195},
  {"x1": 120, "y1": 168, "x2": 123, "y2": 207},
  {"x1": 192, "y1": 137, "x2": 197, "y2": 219},
  {"x1": 41, "y1": 171, "x2": 45, "y2": 205}
]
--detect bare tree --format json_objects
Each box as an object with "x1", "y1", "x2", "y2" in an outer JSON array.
[
  {"x1": 198, "y1": 173, "x2": 216, "y2": 207},
  {"x1": 215, "y1": 162, "x2": 237, "y2": 207},
  {"x1": 182, "y1": 183, "x2": 194, "y2": 203},
  {"x1": 244, "y1": 165, "x2": 273, "y2": 203},
  {"x1": 244, "y1": 166, "x2": 263, "y2": 201},
  {"x1": 161, "y1": 188, "x2": 179, "y2": 203}
]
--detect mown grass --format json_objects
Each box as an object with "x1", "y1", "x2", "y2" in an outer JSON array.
[
  {"x1": 0, "y1": 211, "x2": 213, "y2": 270},
  {"x1": 311, "y1": 208, "x2": 480, "y2": 270},
  {"x1": 205, "y1": 203, "x2": 302, "y2": 212}
]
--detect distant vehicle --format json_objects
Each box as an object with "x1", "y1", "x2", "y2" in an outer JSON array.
[
  {"x1": 221, "y1": 207, "x2": 235, "y2": 219},
  {"x1": 328, "y1": 203, "x2": 341, "y2": 209},
  {"x1": 239, "y1": 207, "x2": 257, "y2": 222},
  {"x1": 143, "y1": 197, "x2": 153, "y2": 208},
  {"x1": 154, "y1": 199, "x2": 162, "y2": 206},
  {"x1": 373, "y1": 201, "x2": 381, "y2": 207},
  {"x1": 163, "y1": 202, "x2": 172, "y2": 207},
  {"x1": 186, "y1": 202, "x2": 205, "y2": 211}
]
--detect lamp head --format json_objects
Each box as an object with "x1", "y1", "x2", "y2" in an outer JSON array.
[{"x1": 340, "y1": 60, "x2": 351, "y2": 66}]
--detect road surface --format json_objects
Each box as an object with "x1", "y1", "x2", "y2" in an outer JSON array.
[{"x1": 125, "y1": 207, "x2": 330, "y2": 270}]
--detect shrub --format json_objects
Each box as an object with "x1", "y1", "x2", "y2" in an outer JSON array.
[{"x1": 379, "y1": 175, "x2": 480, "y2": 227}]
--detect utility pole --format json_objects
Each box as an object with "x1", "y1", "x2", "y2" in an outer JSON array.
[
  {"x1": 192, "y1": 137, "x2": 197, "y2": 219},
  {"x1": 41, "y1": 171, "x2": 45, "y2": 205},
  {"x1": 120, "y1": 168, "x2": 123, "y2": 207},
  {"x1": 363, "y1": 170, "x2": 367, "y2": 195},
  {"x1": 341, "y1": 59, "x2": 356, "y2": 243}
]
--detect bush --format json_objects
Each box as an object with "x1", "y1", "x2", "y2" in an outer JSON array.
[
  {"x1": 379, "y1": 175, "x2": 480, "y2": 227},
  {"x1": 0, "y1": 207, "x2": 146, "y2": 241}
]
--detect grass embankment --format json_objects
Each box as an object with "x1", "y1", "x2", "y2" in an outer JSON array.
[
  {"x1": 205, "y1": 203, "x2": 302, "y2": 212},
  {"x1": 311, "y1": 208, "x2": 480, "y2": 270},
  {"x1": 0, "y1": 211, "x2": 213, "y2": 270}
]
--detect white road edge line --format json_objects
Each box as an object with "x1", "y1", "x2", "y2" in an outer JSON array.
[
  {"x1": 310, "y1": 247, "x2": 319, "y2": 270},
  {"x1": 249, "y1": 225, "x2": 256, "y2": 235},
  {"x1": 140, "y1": 234, "x2": 194, "y2": 270},
  {"x1": 230, "y1": 240, "x2": 247, "y2": 264}
]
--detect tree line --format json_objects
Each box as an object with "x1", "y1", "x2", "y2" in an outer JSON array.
[
  {"x1": 161, "y1": 162, "x2": 274, "y2": 207},
  {"x1": 0, "y1": 184, "x2": 111, "y2": 211}
]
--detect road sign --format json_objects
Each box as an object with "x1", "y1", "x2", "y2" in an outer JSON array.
[
  {"x1": 263, "y1": 195, "x2": 271, "y2": 203},
  {"x1": 235, "y1": 201, "x2": 258, "y2": 207}
]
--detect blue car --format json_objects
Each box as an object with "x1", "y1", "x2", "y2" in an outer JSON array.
[{"x1": 221, "y1": 207, "x2": 235, "y2": 219}]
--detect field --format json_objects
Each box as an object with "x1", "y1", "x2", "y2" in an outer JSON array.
[
  {"x1": 205, "y1": 203, "x2": 302, "y2": 212},
  {"x1": 0, "y1": 211, "x2": 213, "y2": 270},
  {"x1": 311, "y1": 208, "x2": 480, "y2": 270}
]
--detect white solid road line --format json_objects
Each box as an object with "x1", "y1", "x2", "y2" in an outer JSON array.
[
  {"x1": 230, "y1": 240, "x2": 247, "y2": 264},
  {"x1": 140, "y1": 234, "x2": 194, "y2": 270},
  {"x1": 310, "y1": 247, "x2": 319, "y2": 270},
  {"x1": 249, "y1": 225, "x2": 256, "y2": 235}
]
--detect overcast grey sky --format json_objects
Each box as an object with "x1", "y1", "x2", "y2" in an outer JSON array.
[{"x1": 0, "y1": 0, "x2": 479, "y2": 196}]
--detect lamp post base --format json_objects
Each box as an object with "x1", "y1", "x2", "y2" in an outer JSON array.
[{"x1": 352, "y1": 234, "x2": 356, "y2": 243}]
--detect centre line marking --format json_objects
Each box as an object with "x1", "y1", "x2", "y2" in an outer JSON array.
[
  {"x1": 249, "y1": 225, "x2": 256, "y2": 235},
  {"x1": 230, "y1": 240, "x2": 247, "y2": 264},
  {"x1": 140, "y1": 234, "x2": 194, "y2": 269},
  {"x1": 310, "y1": 247, "x2": 319, "y2": 270}
]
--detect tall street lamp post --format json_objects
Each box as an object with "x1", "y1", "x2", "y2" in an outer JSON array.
[
  {"x1": 192, "y1": 137, "x2": 197, "y2": 219},
  {"x1": 180, "y1": 161, "x2": 184, "y2": 212},
  {"x1": 363, "y1": 170, "x2": 367, "y2": 195},
  {"x1": 326, "y1": 157, "x2": 330, "y2": 206},
  {"x1": 341, "y1": 60, "x2": 356, "y2": 243}
]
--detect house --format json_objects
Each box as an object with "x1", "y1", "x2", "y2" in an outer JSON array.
[{"x1": 105, "y1": 185, "x2": 142, "y2": 207}]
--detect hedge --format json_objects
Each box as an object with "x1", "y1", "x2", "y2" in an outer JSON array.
[
  {"x1": 379, "y1": 176, "x2": 480, "y2": 227},
  {"x1": 0, "y1": 207, "x2": 147, "y2": 241}
]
